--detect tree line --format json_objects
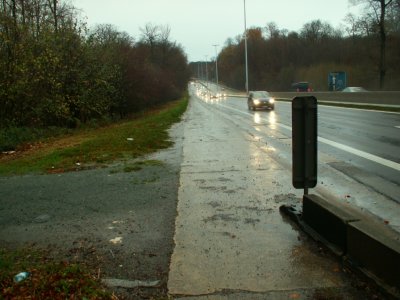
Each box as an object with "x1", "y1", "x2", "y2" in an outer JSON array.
[
  {"x1": 191, "y1": 0, "x2": 400, "y2": 91},
  {"x1": 0, "y1": 0, "x2": 190, "y2": 129}
]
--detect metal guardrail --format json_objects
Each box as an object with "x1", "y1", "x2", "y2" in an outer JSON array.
[
  {"x1": 193, "y1": 81, "x2": 400, "y2": 107},
  {"x1": 225, "y1": 91, "x2": 400, "y2": 109},
  {"x1": 270, "y1": 91, "x2": 400, "y2": 106}
]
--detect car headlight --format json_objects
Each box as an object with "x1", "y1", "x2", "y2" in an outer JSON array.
[
  {"x1": 253, "y1": 99, "x2": 261, "y2": 105},
  {"x1": 269, "y1": 98, "x2": 275, "y2": 104}
]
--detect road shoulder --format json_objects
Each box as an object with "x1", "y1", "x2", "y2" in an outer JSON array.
[{"x1": 0, "y1": 119, "x2": 186, "y2": 299}]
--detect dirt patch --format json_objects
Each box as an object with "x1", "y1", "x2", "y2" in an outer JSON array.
[{"x1": 0, "y1": 122, "x2": 184, "y2": 299}]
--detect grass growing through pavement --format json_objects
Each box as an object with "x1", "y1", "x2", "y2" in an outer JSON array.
[{"x1": 0, "y1": 96, "x2": 188, "y2": 176}]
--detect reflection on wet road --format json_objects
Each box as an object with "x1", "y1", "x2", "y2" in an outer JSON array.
[{"x1": 190, "y1": 84, "x2": 400, "y2": 233}]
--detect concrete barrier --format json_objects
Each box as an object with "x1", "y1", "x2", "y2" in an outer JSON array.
[
  {"x1": 302, "y1": 194, "x2": 359, "y2": 254},
  {"x1": 301, "y1": 194, "x2": 400, "y2": 297},
  {"x1": 347, "y1": 220, "x2": 400, "y2": 290}
]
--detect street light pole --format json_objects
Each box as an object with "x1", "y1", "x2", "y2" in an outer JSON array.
[
  {"x1": 205, "y1": 55, "x2": 208, "y2": 88},
  {"x1": 243, "y1": 0, "x2": 249, "y2": 94},
  {"x1": 200, "y1": 61, "x2": 203, "y2": 81},
  {"x1": 213, "y1": 44, "x2": 219, "y2": 91}
]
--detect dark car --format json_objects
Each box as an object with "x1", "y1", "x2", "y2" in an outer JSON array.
[
  {"x1": 247, "y1": 91, "x2": 275, "y2": 110},
  {"x1": 291, "y1": 82, "x2": 312, "y2": 92}
]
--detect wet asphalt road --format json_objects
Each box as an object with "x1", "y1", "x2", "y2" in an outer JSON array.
[
  {"x1": 167, "y1": 84, "x2": 393, "y2": 298},
  {"x1": 192, "y1": 83, "x2": 400, "y2": 233}
]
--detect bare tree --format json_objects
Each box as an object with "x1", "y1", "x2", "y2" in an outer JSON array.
[
  {"x1": 47, "y1": 0, "x2": 57, "y2": 32},
  {"x1": 46, "y1": 0, "x2": 74, "y2": 33},
  {"x1": 18, "y1": 0, "x2": 26, "y2": 25},
  {"x1": 264, "y1": 22, "x2": 280, "y2": 39},
  {"x1": 159, "y1": 24, "x2": 170, "y2": 44},
  {"x1": 377, "y1": 0, "x2": 392, "y2": 89},
  {"x1": 351, "y1": 0, "x2": 394, "y2": 88},
  {"x1": 344, "y1": 13, "x2": 359, "y2": 37},
  {"x1": 140, "y1": 23, "x2": 159, "y2": 47}
]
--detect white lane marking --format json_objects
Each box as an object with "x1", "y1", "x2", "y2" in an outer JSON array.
[
  {"x1": 215, "y1": 102, "x2": 400, "y2": 172},
  {"x1": 395, "y1": 125, "x2": 400, "y2": 129},
  {"x1": 317, "y1": 137, "x2": 400, "y2": 171}
]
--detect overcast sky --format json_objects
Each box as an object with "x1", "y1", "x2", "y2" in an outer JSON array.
[{"x1": 72, "y1": 0, "x2": 362, "y2": 62}]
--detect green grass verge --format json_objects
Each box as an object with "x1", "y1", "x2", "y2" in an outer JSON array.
[
  {"x1": 0, "y1": 248, "x2": 112, "y2": 299},
  {"x1": 0, "y1": 96, "x2": 188, "y2": 176}
]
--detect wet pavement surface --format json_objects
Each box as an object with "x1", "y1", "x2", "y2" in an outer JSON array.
[{"x1": 168, "y1": 94, "x2": 377, "y2": 298}]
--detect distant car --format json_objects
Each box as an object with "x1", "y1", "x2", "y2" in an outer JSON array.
[
  {"x1": 291, "y1": 82, "x2": 312, "y2": 92},
  {"x1": 342, "y1": 87, "x2": 368, "y2": 92},
  {"x1": 217, "y1": 91, "x2": 227, "y2": 98},
  {"x1": 247, "y1": 91, "x2": 275, "y2": 110}
]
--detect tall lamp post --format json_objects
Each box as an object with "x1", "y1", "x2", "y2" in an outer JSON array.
[
  {"x1": 213, "y1": 44, "x2": 219, "y2": 92},
  {"x1": 200, "y1": 61, "x2": 203, "y2": 81},
  {"x1": 205, "y1": 55, "x2": 208, "y2": 88},
  {"x1": 243, "y1": 0, "x2": 249, "y2": 93}
]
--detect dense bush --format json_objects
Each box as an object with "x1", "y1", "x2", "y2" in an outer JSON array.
[
  {"x1": 0, "y1": 1, "x2": 190, "y2": 132},
  {"x1": 0, "y1": 126, "x2": 73, "y2": 152}
]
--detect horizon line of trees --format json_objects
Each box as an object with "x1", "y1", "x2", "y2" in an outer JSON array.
[
  {"x1": 0, "y1": 0, "x2": 191, "y2": 129},
  {"x1": 190, "y1": 0, "x2": 400, "y2": 92}
]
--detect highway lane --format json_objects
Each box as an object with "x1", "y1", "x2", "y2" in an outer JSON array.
[
  {"x1": 226, "y1": 99, "x2": 400, "y2": 169},
  {"x1": 192, "y1": 82, "x2": 400, "y2": 232}
]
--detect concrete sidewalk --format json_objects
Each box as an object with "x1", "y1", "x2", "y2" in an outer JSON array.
[{"x1": 167, "y1": 96, "x2": 373, "y2": 298}]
